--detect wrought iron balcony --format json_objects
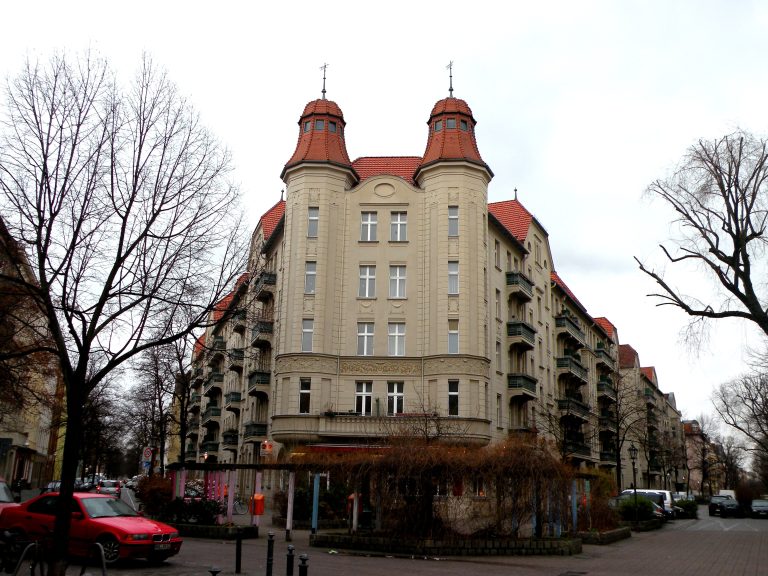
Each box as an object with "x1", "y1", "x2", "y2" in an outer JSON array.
[
  {"x1": 555, "y1": 314, "x2": 585, "y2": 347},
  {"x1": 202, "y1": 405, "x2": 221, "y2": 423},
  {"x1": 222, "y1": 430, "x2": 239, "y2": 449},
  {"x1": 565, "y1": 442, "x2": 592, "y2": 457},
  {"x1": 248, "y1": 370, "x2": 270, "y2": 395},
  {"x1": 506, "y1": 321, "x2": 536, "y2": 350},
  {"x1": 597, "y1": 379, "x2": 617, "y2": 401},
  {"x1": 232, "y1": 309, "x2": 247, "y2": 334},
  {"x1": 507, "y1": 373, "x2": 538, "y2": 400},
  {"x1": 203, "y1": 372, "x2": 224, "y2": 396},
  {"x1": 556, "y1": 355, "x2": 588, "y2": 383},
  {"x1": 225, "y1": 391, "x2": 242, "y2": 413},
  {"x1": 254, "y1": 271, "x2": 277, "y2": 302},
  {"x1": 595, "y1": 343, "x2": 616, "y2": 370},
  {"x1": 200, "y1": 441, "x2": 219, "y2": 453},
  {"x1": 251, "y1": 321, "x2": 274, "y2": 348},
  {"x1": 644, "y1": 387, "x2": 657, "y2": 405},
  {"x1": 557, "y1": 397, "x2": 591, "y2": 420},
  {"x1": 228, "y1": 348, "x2": 244, "y2": 372},
  {"x1": 505, "y1": 271, "x2": 534, "y2": 302},
  {"x1": 600, "y1": 451, "x2": 617, "y2": 463},
  {"x1": 243, "y1": 421, "x2": 268, "y2": 441}
]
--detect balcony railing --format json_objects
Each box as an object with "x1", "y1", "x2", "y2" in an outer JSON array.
[
  {"x1": 201, "y1": 441, "x2": 219, "y2": 453},
  {"x1": 228, "y1": 348, "x2": 244, "y2": 372},
  {"x1": 248, "y1": 370, "x2": 271, "y2": 394},
  {"x1": 506, "y1": 321, "x2": 536, "y2": 350},
  {"x1": 505, "y1": 271, "x2": 534, "y2": 302},
  {"x1": 565, "y1": 442, "x2": 592, "y2": 457},
  {"x1": 597, "y1": 379, "x2": 617, "y2": 401},
  {"x1": 507, "y1": 373, "x2": 538, "y2": 399},
  {"x1": 599, "y1": 415, "x2": 617, "y2": 432},
  {"x1": 254, "y1": 271, "x2": 277, "y2": 302},
  {"x1": 557, "y1": 397, "x2": 591, "y2": 419},
  {"x1": 555, "y1": 314, "x2": 585, "y2": 347},
  {"x1": 556, "y1": 355, "x2": 588, "y2": 383},
  {"x1": 204, "y1": 372, "x2": 224, "y2": 396},
  {"x1": 644, "y1": 387, "x2": 657, "y2": 405},
  {"x1": 202, "y1": 405, "x2": 221, "y2": 423},
  {"x1": 232, "y1": 309, "x2": 247, "y2": 334},
  {"x1": 243, "y1": 421, "x2": 268, "y2": 441},
  {"x1": 270, "y1": 414, "x2": 492, "y2": 445},
  {"x1": 600, "y1": 451, "x2": 617, "y2": 463},
  {"x1": 225, "y1": 391, "x2": 242, "y2": 412},
  {"x1": 251, "y1": 321, "x2": 274, "y2": 348},
  {"x1": 222, "y1": 431, "x2": 239, "y2": 448}
]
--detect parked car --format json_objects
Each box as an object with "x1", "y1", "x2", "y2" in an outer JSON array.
[
  {"x1": 750, "y1": 499, "x2": 768, "y2": 518},
  {"x1": 96, "y1": 479, "x2": 121, "y2": 498},
  {"x1": 0, "y1": 492, "x2": 182, "y2": 564},
  {"x1": 0, "y1": 480, "x2": 18, "y2": 512},
  {"x1": 621, "y1": 489, "x2": 676, "y2": 519},
  {"x1": 709, "y1": 494, "x2": 741, "y2": 517}
]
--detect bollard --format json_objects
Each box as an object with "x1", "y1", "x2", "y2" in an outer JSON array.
[
  {"x1": 298, "y1": 554, "x2": 308, "y2": 576},
  {"x1": 266, "y1": 531, "x2": 275, "y2": 576},
  {"x1": 235, "y1": 528, "x2": 243, "y2": 574},
  {"x1": 209, "y1": 568, "x2": 222, "y2": 576},
  {"x1": 286, "y1": 544, "x2": 295, "y2": 576}
]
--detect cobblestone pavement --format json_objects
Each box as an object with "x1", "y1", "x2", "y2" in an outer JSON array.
[{"x1": 76, "y1": 507, "x2": 768, "y2": 576}]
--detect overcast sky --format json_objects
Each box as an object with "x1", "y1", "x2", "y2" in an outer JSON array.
[{"x1": 2, "y1": 0, "x2": 766, "y2": 424}]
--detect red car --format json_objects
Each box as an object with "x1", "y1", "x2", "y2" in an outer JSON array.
[{"x1": 0, "y1": 492, "x2": 182, "y2": 564}]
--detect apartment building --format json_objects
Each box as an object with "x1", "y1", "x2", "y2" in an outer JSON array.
[{"x1": 182, "y1": 90, "x2": 684, "y2": 496}]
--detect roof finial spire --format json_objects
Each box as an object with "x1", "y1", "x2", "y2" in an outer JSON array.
[
  {"x1": 514, "y1": 187, "x2": 518, "y2": 200},
  {"x1": 320, "y1": 63, "x2": 329, "y2": 100},
  {"x1": 446, "y1": 61, "x2": 454, "y2": 97}
]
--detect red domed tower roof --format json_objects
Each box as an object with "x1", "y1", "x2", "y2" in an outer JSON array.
[
  {"x1": 414, "y1": 97, "x2": 492, "y2": 181},
  {"x1": 281, "y1": 99, "x2": 358, "y2": 182}
]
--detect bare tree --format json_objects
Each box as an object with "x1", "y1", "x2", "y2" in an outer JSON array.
[
  {"x1": 0, "y1": 52, "x2": 245, "y2": 573},
  {"x1": 713, "y1": 372, "x2": 768, "y2": 455},
  {"x1": 636, "y1": 131, "x2": 768, "y2": 339}
]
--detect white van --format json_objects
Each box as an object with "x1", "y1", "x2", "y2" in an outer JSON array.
[{"x1": 621, "y1": 489, "x2": 676, "y2": 518}]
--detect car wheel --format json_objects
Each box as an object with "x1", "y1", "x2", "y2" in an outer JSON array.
[{"x1": 96, "y1": 536, "x2": 120, "y2": 565}]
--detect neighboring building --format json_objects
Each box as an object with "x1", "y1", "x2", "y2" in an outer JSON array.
[
  {"x1": 183, "y1": 89, "x2": 685, "y2": 498},
  {"x1": 0, "y1": 217, "x2": 61, "y2": 489},
  {"x1": 683, "y1": 419, "x2": 724, "y2": 496}
]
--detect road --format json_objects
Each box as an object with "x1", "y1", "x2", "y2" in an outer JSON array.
[{"x1": 79, "y1": 506, "x2": 768, "y2": 576}]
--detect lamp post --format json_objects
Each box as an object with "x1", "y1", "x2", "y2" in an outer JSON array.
[{"x1": 629, "y1": 443, "x2": 638, "y2": 523}]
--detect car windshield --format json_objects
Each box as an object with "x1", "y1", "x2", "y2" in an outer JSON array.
[
  {"x1": 81, "y1": 497, "x2": 138, "y2": 518},
  {"x1": 0, "y1": 483, "x2": 13, "y2": 503},
  {"x1": 752, "y1": 499, "x2": 768, "y2": 506}
]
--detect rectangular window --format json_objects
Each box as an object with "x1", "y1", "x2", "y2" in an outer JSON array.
[
  {"x1": 506, "y1": 251, "x2": 512, "y2": 272},
  {"x1": 495, "y1": 341, "x2": 502, "y2": 370},
  {"x1": 448, "y1": 206, "x2": 459, "y2": 237},
  {"x1": 448, "y1": 261, "x2": 459, "y2": 295},
  {"x1": 299, "y1": 378, "x2": 311, "y2": 414},
  {"x1": 494, "y1": 240, "x2": 501, "y2": 268},
  {"x1": 329, "y1": 121, "x2": 337, "y2": 133},
  {"x1": 388, "y1": 322, "x2": 405, "y2": 356},
  {"x1": 448, "y1": 380, "x2": 459, "y2": 416},
  {"x1": 495, "y1": 289, "x2": 501, "y2": 319},
  {"x1": 357, "y1": 322, "x2": 374, "y2": 356},
  {"x1": 307, "y1": 207, "x2": 319, "y2": 238},
  {"x1": 446, "y1": 118, "x2": 456, "y2": 129},
  {"x1": 356, "y1": 381, "x2": 372, "y2": 415},
  {"x1": 390, "y1": 211, "x2": 407, "y2": 241},
  {"x1": 387, "y1": 381, "x2": 404, "y2": 415},
  {"x1": 301, "y1": 319, "x2": 313, "y2": 352},
  {"x1": 359, "y1": 265, "x2": 376, "y2": 298},
  {"x1": 304, "y1": 261, "x2": 316, "y2": 294},
  {"x1": 496, "y1": 393, "x2": 502, "y2": 425},
  {"x1": 389, "y1": 265, "x2": 406, "y2": 298},
  {"x1": 315, "y1": 119, "x2": 325, "y2": 130},
  {"x1": 361, "y1": 211, "x2": 377, "y2": 241},
  {"x1": 448, "y1": 319, "x2": 459, "y2": 354}
]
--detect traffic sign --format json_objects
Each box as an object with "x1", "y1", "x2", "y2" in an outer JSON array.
[{"x1": 142, "y1": 446, "x2": 153, "y2": 461}]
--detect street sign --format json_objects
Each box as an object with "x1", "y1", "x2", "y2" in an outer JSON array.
[{"x1": 142, "y1": 446, "x2": 153, "y2": 461}]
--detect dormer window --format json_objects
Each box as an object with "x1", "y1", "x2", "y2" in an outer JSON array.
[
  {"x1": 434, "y1": 120, "x2": 442, "y2": 131},
  {"x1": 315, "y1": 119, "x2": 325, "y2": 130},
  {"x1": 460, "y1": 119, "x2": 468, "y2": 131},
  {"x1": 446, "y1": 118, "x2": 456, "y2": 129},
  {"x1": 329, "y1": 121, "x2": 337, "y2": 133},
  {"x1": 303, "y1": 121, "x2": 311, "y2": 133}
]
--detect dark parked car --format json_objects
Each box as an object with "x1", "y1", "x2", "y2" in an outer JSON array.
[
  {"x1": 709, "y1": 494, "x2": 741, "y2": 517},
  {"x1": 0, "y1": 492, "x2": 182, "y2": 564},
  {"x1": 750, "y1": 499, "x2": 768, "y2": 518}
]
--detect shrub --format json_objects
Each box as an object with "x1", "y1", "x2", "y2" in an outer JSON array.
[
  {"x1": 618, "y1": 496, "x2": 655, "y2": 521},
  {"x1": 675, "y1": 499, "x2": 698, "y2": 519},
  {"x1": 136, "y1": 475, "x2": 172, "y2": 517}
]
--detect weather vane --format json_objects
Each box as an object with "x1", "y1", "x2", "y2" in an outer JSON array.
[
  {"x1": 320, "y1": 63, "x2": 329, "y2": 100},
  {"x1": 446, "y1": 61, "x2": 454, "y2": 97}
]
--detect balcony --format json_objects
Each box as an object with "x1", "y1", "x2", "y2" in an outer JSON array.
[
  {"x1": 192, "y1": 367, "x2": 205, "y2": 385},
  {"x1": 599, "y1": 413, "x2": 617, "y2": 432},
  {"x1": 207, "y1": 336, "x2": 226, "y2": 366},
  {"x1": 228, "y1": 348, "x2": 244, "y2": 372},
  {"x1": 644, "y1": 387, "x2": 657, "y2": 406},
  {"x1": 232, "y1": 309, "x2": 247, "y2": 334},
  {"x1": 557, "y1": 397, "x2": 591, "y2": 420},
  {"x1": 204, "y1": 372, "x2": 224, "y2": 396},
  {"x1": 597, "y1": 379, "x2": 617, "y2": 402},
  {"x1": 248, "y1": 370, "x2": 271, "y2": 395},
  {"x1": 507, "y1": 373, "x2": 538, "y2": 400},
  {"x1": 565, "y1": 442, "x2": 592, "y2": 458},
  {"x1": 506, "y1": 321, "x2": 536, "y2": 350},
  {"x1": 251, "y1": 321, "x2": 274, "y2": 348},
  {"x1": 190, "y1": 393, "x2": 201, "y2": 409},
  {"x1": 202, "y1": 405, "x2": 221, "y2": 424},
  {"x1": 243, "y1": 421, "x2": 268, "y2": 442},
  {"x1": 222, "y1": 430, "x2": 239, "y2": 451},
  {"x1": 225, "y1": 391, "x2": 242, "y2": 413},
  {"x1": 200, "y1": 440, "x2": 219, "y2": 454},
  {"x1": 555, "y1": 314, "x2": 585, "y2": 347},
  {"x1": 270, "y1": 414, "x2": 492, "y2": 445},
  {"x1": 595, "y1": 343, "x2": 616, "y2": 370},
  {"x1": 505, "y1": 271, "x2": 534, "y2": 302},
  {"x1": 647, "y1": 411, "x2": 659, "y2": 429},
  {"x1": 556, "y1": 355, "x2": 588, "y2": 384},
  {"x1": 254, "y1": 271, "x2": 277, "y2": 302}
]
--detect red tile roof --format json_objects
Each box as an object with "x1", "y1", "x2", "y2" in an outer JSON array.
[
  {"x1": 641, "y1": 367, "x2": 657, "y2": 385},
  {"x1": 352, "y1": 157, "x2": 422, "y2": 185},
  {"x1": 193, "y1": 334, "x2": 206, "y2": 360},
  {"x1": 551, "y1": 271, "x2": 590, "y2": 316},
  {"x1": 594, "y1": 317, "x2": 617, "y2": 341},
  {"x1": 416, "y1": 97, "x2": 491, "y2": 180},
  {"x1": 619, "y1": 344, "x2": 638, "y2": 368},
  {"x1": 488, "y1": 200, "x2": 533, "y2": 243},
  {"x1": 282, "y1": 99, "x2": 355, "y2": 180},
  {"x1": 258, "y1": 199, "x2": 285, "y2": 242}
]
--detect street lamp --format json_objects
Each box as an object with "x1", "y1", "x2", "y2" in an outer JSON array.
[{"x1": 629, "y1": 443, "x2": 638, "y2": 523}]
